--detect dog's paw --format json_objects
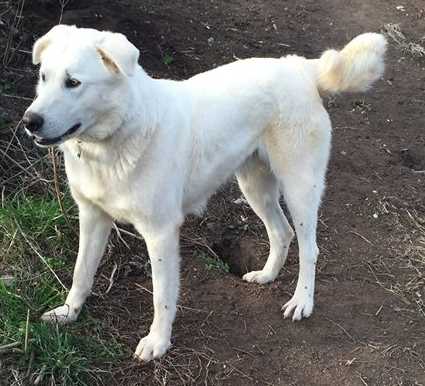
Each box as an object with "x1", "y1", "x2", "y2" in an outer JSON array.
[
  {"x1": 281, "y1": 291, "x2": 314, "y2": 321},
  {"x1": 41, "y1": 305, "x2": 79, "y2": 324},
  {"x1": 133, "y1": 333, "x2": 171, "y2": 362},
  {"x1": 242, "y1": 270, "x2": 276, "y2": 284}
]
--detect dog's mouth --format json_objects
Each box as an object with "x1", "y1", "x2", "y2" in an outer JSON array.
[{"x1": 32, "y1": 123, "x2": 82, "y2": 147}]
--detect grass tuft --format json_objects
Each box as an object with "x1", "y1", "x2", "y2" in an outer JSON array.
[
  {"x1": 0, "y1": 260, "x2": 125, "y2": 385},
  {"x1": 0, "y1": 194, "x2": 76, "y2": 263},
  {"x1": 0, "y1": 194, "x2": 125, "y2": 385}
]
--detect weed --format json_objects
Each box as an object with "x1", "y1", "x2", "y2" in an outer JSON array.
[
  {"x1": 0, "y1": 110, "x2": 12, "y2": 131},
  {"x1": 198, "y1": 252, "x2": 230, "y2": 273},
  {"x1": 162, "y1": 52, "x2": 174, "y2": 65},
  {"x1": 0, "y1": 78, "x2": 17, "y2": 94}
]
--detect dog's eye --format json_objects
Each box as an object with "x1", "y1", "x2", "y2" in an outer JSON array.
[
  {"x1": 41, "y1": 73, "x2": 46, "y2": 82},
  {"x1": 65, "y1": 78, "x2": 81, "y2": 89}
]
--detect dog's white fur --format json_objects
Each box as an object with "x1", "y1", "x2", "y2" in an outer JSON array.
[{"x1": 25, "y1": 25, "x2": 386, "y2": 361}]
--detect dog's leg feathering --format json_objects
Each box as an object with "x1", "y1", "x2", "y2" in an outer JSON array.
[{"x1": 41, "y1": 201, "x2": 112, "y2": 324}]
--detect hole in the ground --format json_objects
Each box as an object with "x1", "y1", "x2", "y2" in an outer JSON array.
[
  {"x1": 400, "y1": 146, "x2": 425, "y2": 171},
  {"x1": 211, "y1": 235, "x2": 262, "y2": 276}
]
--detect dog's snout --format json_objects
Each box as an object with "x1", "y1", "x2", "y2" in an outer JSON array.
[{"x1": 23, "y1": 111, "x2": 44, "y2": 133}]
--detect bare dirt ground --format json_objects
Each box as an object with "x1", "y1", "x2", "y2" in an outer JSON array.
[{"x1": 1, "y1": 0, "x2": 425, "y2": 385}]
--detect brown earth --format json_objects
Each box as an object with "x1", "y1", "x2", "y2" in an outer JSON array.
[{"x1": 1, "y1": 0, "x2": 425, "y2": 385}]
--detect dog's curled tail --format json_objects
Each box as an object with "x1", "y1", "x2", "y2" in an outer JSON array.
[{"x1": 317, "y1": 33, "x2": 387, "y2": 94}]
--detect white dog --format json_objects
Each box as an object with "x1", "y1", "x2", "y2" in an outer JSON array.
[{"x1": 23, "y1": 25, "x2": 386, "y2": 361}]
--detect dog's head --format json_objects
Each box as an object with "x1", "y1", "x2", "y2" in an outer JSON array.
[{"x1": 23, "y1": 25, "x2": 140, "y2": 147}]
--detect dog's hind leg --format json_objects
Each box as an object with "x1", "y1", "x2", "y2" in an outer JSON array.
[
  {"x1": 266, "y1": 112, "x2": 331, "y2": 321},
  {"x1": 41, "y1": 200, "x2": 112, "y2": 324},
  {"x1": 236, "y1": 153, "x2": 294, "y2": 284}
]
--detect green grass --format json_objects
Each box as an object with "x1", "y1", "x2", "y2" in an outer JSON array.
[
  {"x1": 0, "y1": 194, "x2": 125, "y2": 385},
  {"x1": 1, "y1": 276, "x2": 125, "y2": 385},
  {"x1": 0, "y1": 193, "x2": 75, "y2": 262}
]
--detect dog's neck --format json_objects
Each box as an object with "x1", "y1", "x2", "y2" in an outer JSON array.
[{"x1": 63, "y1": 116, "x2": 156, "y2": 176}]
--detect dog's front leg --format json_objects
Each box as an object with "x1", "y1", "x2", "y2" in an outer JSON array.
[
  {"x1": 134, "y1": 224, "x2": 180, "y2": 362},
  {"x1": 41, "y1": 201, "x2": 112, "y2": 324}
]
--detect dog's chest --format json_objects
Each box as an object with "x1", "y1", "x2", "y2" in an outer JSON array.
[{"x1": 65, "y1": 156, "x2": 134, "y2": 222}]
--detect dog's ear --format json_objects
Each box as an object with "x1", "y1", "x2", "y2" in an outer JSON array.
[
  {"x1": 96, "y1": 32, "x2": 140, "y2": 77},
  {"x1": 32, "y1": 24, "x2": 74, "y2": 65}
]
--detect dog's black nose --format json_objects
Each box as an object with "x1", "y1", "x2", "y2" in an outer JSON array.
[{"x1": 22, "y1": 111, "x2": 44, "y2": 133}]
